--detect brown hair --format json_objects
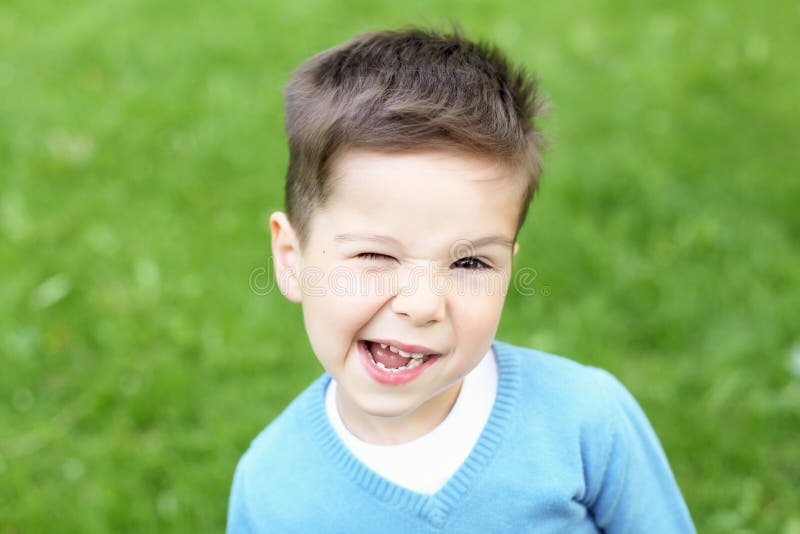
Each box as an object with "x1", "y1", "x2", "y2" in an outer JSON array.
[{"x1": 283, "y1": 26, "x2": 546, "y2": 247}]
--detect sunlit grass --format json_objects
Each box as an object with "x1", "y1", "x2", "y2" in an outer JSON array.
[{"x1": 1, "y1": 1, "x2": 798, "y2": 531}]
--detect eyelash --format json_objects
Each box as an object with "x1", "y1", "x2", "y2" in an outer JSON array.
[{"x1": 357, "y1": 253, "x2": 491, "y2": 270}]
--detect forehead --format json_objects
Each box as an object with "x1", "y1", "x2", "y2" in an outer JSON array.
[
  {"x1": 308, "y1": 149, "x2": 523, "y2": 251},
  {"x1": 331, "y1": 147, "x2": 512, "y2": 179}
]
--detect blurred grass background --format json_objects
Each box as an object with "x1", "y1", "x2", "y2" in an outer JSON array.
[{"x1": 1, "y1": 0, "x2": 798, "y2": 532}]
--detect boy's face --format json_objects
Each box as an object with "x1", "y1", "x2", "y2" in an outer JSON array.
[{"x1": 270, "y1": 149, "x2": 522, "y2": 444}]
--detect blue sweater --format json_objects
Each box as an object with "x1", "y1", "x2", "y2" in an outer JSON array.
[{"x1": 227, "y1": 340, "x2": 695, "y2": 533}]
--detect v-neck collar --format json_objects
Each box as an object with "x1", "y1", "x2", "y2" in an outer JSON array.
[{"x1": 306, "y1": 340, "x2": 522, "y2": 528}]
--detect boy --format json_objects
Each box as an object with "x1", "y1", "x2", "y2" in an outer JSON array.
[{"x1": 227, "y1": 27, "x2": 695, "y2": 532}]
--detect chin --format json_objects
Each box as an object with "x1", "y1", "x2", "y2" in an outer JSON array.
[{"x1": 355, "y1": 397, "x2": 421, "y2": 419}]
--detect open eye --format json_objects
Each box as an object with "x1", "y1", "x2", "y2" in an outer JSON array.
[{"x1": 452, "y1": 257, "x2": 490, "y2": 270}]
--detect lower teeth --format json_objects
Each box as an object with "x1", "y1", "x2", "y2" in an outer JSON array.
[{"x1": 367, "y1": 343, "x2": 424, "y2": 372}]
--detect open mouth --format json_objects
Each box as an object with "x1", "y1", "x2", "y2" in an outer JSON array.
[
  {"x1": 362, "y1": 340, "x2": 440, "y2": 373},
  {"x1": 358, "y1": 339, "x2": 441, "y2": 385}
]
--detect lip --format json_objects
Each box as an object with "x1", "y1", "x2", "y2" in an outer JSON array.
[
  {"x1": 363, "y1": 338, "x2": 441, "y2": 356},
  {"x1": 358, "y1": 340, "x2": 439, "y2": 386}
]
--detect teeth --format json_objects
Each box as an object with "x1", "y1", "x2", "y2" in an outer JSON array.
[
  {"x1": 387, "y1": 344, "x2": 425, "y2": 359},
  {"x1": 374, "y1": 357, "x2": 423, "y2": 372},
  {"x1": 367, "y1": 344, "x2": 425, "y2": 372}
]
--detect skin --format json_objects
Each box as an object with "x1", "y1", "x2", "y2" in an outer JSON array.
[{"x1": 270, "y1": 149, "x2": 523, "y2": 445}]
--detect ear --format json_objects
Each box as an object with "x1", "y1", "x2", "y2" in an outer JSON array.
[
  {"x1": 513, "y1": 242, "x2": 520, "y2": 257},
  {"x1": 269, "y1": 212, "x2": 303, "y2": 303}
]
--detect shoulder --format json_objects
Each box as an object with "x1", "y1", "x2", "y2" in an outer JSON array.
[
  {"x1": 492, "y1": 339, "x2": 689, "y2": 522},
  {"x1": 234, "y1": 373, "x2": 330, "y2": 486},
  {"x1": 491, "y1": 338, "x2": 650, "y2": 475},
  {"x1": 493, "y1": 339, "x2": 626, "y2": 421},
  {"x1": 228, "y1": 373, "x2": 335, "y2": 530}
]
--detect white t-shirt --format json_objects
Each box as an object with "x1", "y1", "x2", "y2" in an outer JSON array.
[{"x1": 325, "y1": 347, "x2": 498, "y2": 495}]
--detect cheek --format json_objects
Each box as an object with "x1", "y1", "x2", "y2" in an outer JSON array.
[
  {"x1": 303, "y1": 290, "x2": 386, "y2": 355},
  {"x1": 451, "y1": 291, "x2": 506, "y2": 341},
  {"x1": 355, "y1": 266, "x2": 400, "y2": 298}
]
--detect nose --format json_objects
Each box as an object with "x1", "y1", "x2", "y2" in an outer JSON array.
[{"x1": 390, "y1": 262, "x2": 447, "y2": 326}]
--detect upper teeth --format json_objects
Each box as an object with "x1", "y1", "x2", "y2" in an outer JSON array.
[{"x1": 380, "y1": 343, "x2": 426, "y2": 359}]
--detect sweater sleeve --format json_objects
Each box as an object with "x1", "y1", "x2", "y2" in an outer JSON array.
[
  {"x1": 587, "y1": 368, "x2": 696, "y2": 533},
  {"x1": 226, "y1": 453, "x2": 255, "y2": 534}
]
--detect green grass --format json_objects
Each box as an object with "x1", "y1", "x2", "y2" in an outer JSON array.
[{"x1": 1, "y1": 0, "x2": 798, "y2": 532}]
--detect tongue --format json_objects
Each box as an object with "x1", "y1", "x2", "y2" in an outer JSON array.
[{"x1": 369, "y1": 342, "x2": 412, "y2": 369}]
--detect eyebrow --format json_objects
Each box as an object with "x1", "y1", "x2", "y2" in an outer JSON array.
[{"x1": 333, "y1": 233, "x2": 515, "y2": 249}]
